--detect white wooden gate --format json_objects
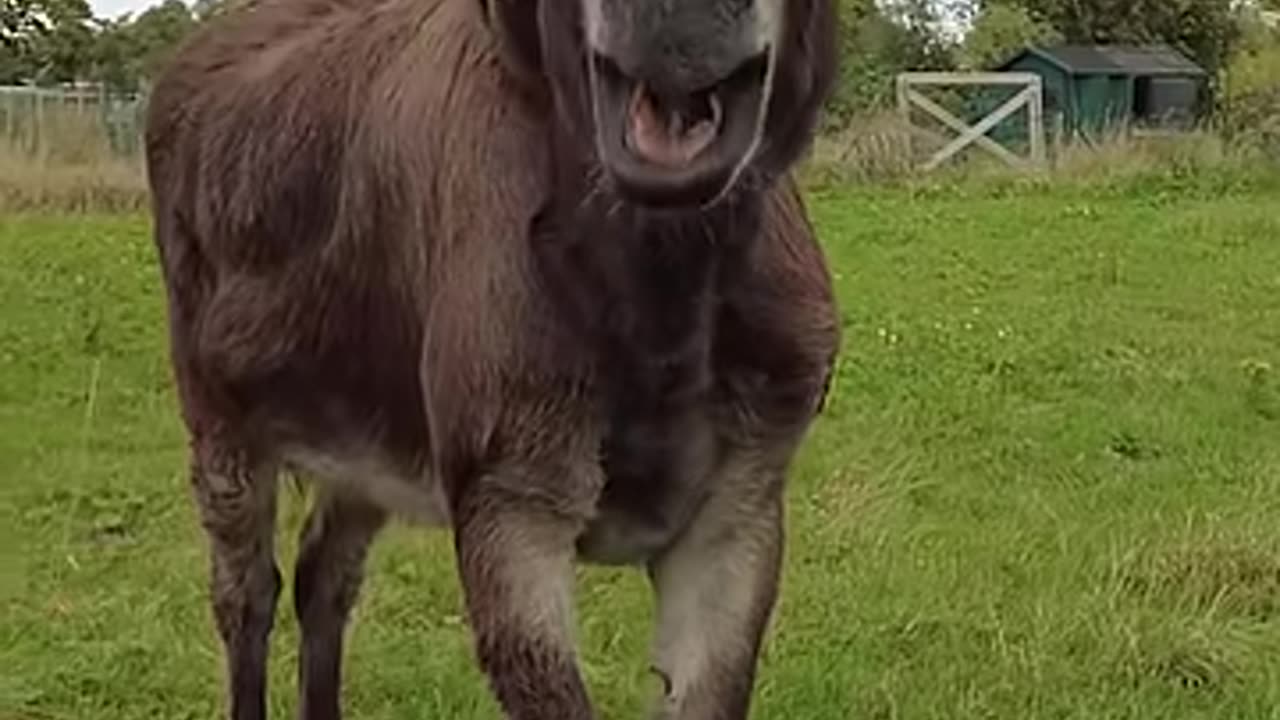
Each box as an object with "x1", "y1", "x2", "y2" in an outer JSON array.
[{"x1": 896, "y1": 72, "x2": 1046, "y2": 172}]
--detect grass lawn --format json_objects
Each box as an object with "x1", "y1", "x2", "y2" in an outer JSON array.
[{"x1": 3, "y1": 182, "x2": 1280, "y2": 719}]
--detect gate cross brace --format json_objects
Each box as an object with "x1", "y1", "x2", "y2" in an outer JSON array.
[{"x1": 896, "y1": 72, "x2": 1046, "y2": 172}]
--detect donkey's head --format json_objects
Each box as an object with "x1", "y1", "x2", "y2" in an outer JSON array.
[{"x1": 488, "y1": 0, "x2": 838, "y2": 209}]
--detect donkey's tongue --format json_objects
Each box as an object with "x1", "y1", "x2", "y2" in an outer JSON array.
[{"x1": 625, "y1": 85, "x2": 718, "y2": 168}]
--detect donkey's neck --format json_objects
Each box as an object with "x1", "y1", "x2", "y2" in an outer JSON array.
[{"x1": 534, "y1": 187, "x2": 762, "y2": 407}]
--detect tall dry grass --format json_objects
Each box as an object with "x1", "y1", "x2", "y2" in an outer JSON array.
[
  {"x1": 0, "y1": 100, "x2": 150, "y2": 213},
  {"x1": 0, "y1": 148, "x2": 150, "y2": 213},
  {"x1": 801, "y1": 104, "x2": 1280, "y2": 194}
]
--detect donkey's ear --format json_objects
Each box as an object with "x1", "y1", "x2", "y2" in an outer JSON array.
[{"x1": 485, "y1": 0, "x2": 542, "y2": 78}]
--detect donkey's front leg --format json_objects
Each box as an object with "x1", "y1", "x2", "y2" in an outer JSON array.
[
  {"x1": 647, "y1": 454, "x2": 786, "y2": 720},
  {"x1": 452, "y1": 480, "x2": 597, "y2": 720}
]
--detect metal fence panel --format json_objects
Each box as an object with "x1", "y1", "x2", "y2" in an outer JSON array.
[{"x1": 0, "y1": 85, "x2": 147, "y2": 159}]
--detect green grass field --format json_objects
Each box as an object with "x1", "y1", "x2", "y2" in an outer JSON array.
[{"x1": 4, "y1": 181, "x2": 1280, "y2": 719}]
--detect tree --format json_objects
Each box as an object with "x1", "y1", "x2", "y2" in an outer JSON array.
[
  {"x1": 1004, "y1": 0, "x2": 1244, "y2": 77},
  {"x1": 0, "y1": 0, "x2": 95, "y2": 84},
  {"x1": 127, "y1": 0, "x2": 195, "y2": 80},
  {"x1": 960, "y1": 1, "x2": 1061, "y2": 69},
  {"x1": 29, "y1": 0, "x2": 95, "y2": 83},
  {"x1": 90, "y1": 15, "x2": 139, "y2": 90},
  {"x1": 1, "y1": 0, "x2": 42, "y2": 45},
  {"x1": 825, "y1": 0, "x2": 958, "y2": 125},
  {"x1": 2, "y1": 0, "x2": 48, "y2": 83},
  {"x1": 88, "y1": 0, "x2": 196, "y2": 91}
]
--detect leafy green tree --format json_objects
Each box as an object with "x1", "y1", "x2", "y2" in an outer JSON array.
[
  {"x1": 1005, "y1": 0, "x2": 1244, "y2": 77},
  {"x1": 1, "y1": 0, "x2": 48, "y2": 83},
  {"x1": 127, "y1": 0, "x2": 196, "y2": 80},
  {"x1": 88, "y1": 0, "x2": 195, "y2": 91},
  {"x1": 1, "y1": 0, "x2": 43, "y2": 43},
  {"x1": 90, "y1": 15, "x2": 139, "y2": 90},
  {"x1": 826, "y1": 0, "x2": 958, "y2": 126},
  {"x1": 960, "y1": 1, "x2": 1061, "y2": 69},
  {"x1": 25, "y1": 0, "x2": 95, "y2": 83}
]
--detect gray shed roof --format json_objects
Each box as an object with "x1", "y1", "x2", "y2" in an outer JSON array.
[{"x1": 999, "y1": 44, "x2": 1208, "y2": 77}]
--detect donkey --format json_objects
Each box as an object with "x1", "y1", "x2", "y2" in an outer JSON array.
[{"x1": 143, "y1": 0, "x2": 840, "y2": 717}]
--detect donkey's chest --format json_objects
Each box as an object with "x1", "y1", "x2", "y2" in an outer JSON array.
[{"x1": 576, "y1": 381, "x2": 724, "y2": 565}]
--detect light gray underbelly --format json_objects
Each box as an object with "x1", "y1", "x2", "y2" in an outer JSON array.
[
  {"x1": 281, "y1": 434, "x2": 717, "y2": 567},
  {"x1": 282, "y1": 445, "x2": 452, "y2": 527}
]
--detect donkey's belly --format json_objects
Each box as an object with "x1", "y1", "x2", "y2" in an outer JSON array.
[{"x1": 282, "y1": 444, "x2": 452, "y2": 527}]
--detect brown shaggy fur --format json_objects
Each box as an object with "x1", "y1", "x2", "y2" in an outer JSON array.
[{"x1": 144, "y1": 0, "x2": 841, "y2": 717}]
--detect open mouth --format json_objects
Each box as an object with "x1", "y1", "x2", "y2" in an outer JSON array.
[{"x1": 590, "y1": 50, "x2": 770, "y2": 208}]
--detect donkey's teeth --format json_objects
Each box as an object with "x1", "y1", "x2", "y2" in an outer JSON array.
[{"x1": 708, "y1": 93, "x2": 723, "y2": 128}]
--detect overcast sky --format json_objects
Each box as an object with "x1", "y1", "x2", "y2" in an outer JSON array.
[{"x1": 90, "y1": 0, "x2": 160, "y2": 19}]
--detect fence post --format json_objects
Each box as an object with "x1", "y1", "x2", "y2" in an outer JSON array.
[
  {"x1": 3, "y1": 91, "x2": 11, "y2": 143},
  {"x1": 896, "y1": 75, "x2": 911, "y2": 159},
  {"x1": 1028, "y1": 76, "x2": 1045, "y2": 167},
  {"x1": 35, "y1": 90, "x2": 45, "y2": 159}
]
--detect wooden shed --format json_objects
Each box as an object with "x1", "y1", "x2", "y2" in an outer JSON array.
[{"x1": 994, "y1": 44, "x2": 1208, "y2": 139}]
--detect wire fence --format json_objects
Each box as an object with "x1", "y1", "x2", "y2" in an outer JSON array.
[{"x1": 0, "y1": 85, "x2": 148, "y2": 161}]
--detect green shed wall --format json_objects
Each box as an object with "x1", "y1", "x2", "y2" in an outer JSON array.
[
  {"x1": 1003, "y1": 54, "x2": 1070, "y2": 138},
  {"x1": 990, "y1": 54, "x2": 1070, "y2": 146},
  {"x1": 1073, "y1": 74, "x2": 1130, "y2": 137}
]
